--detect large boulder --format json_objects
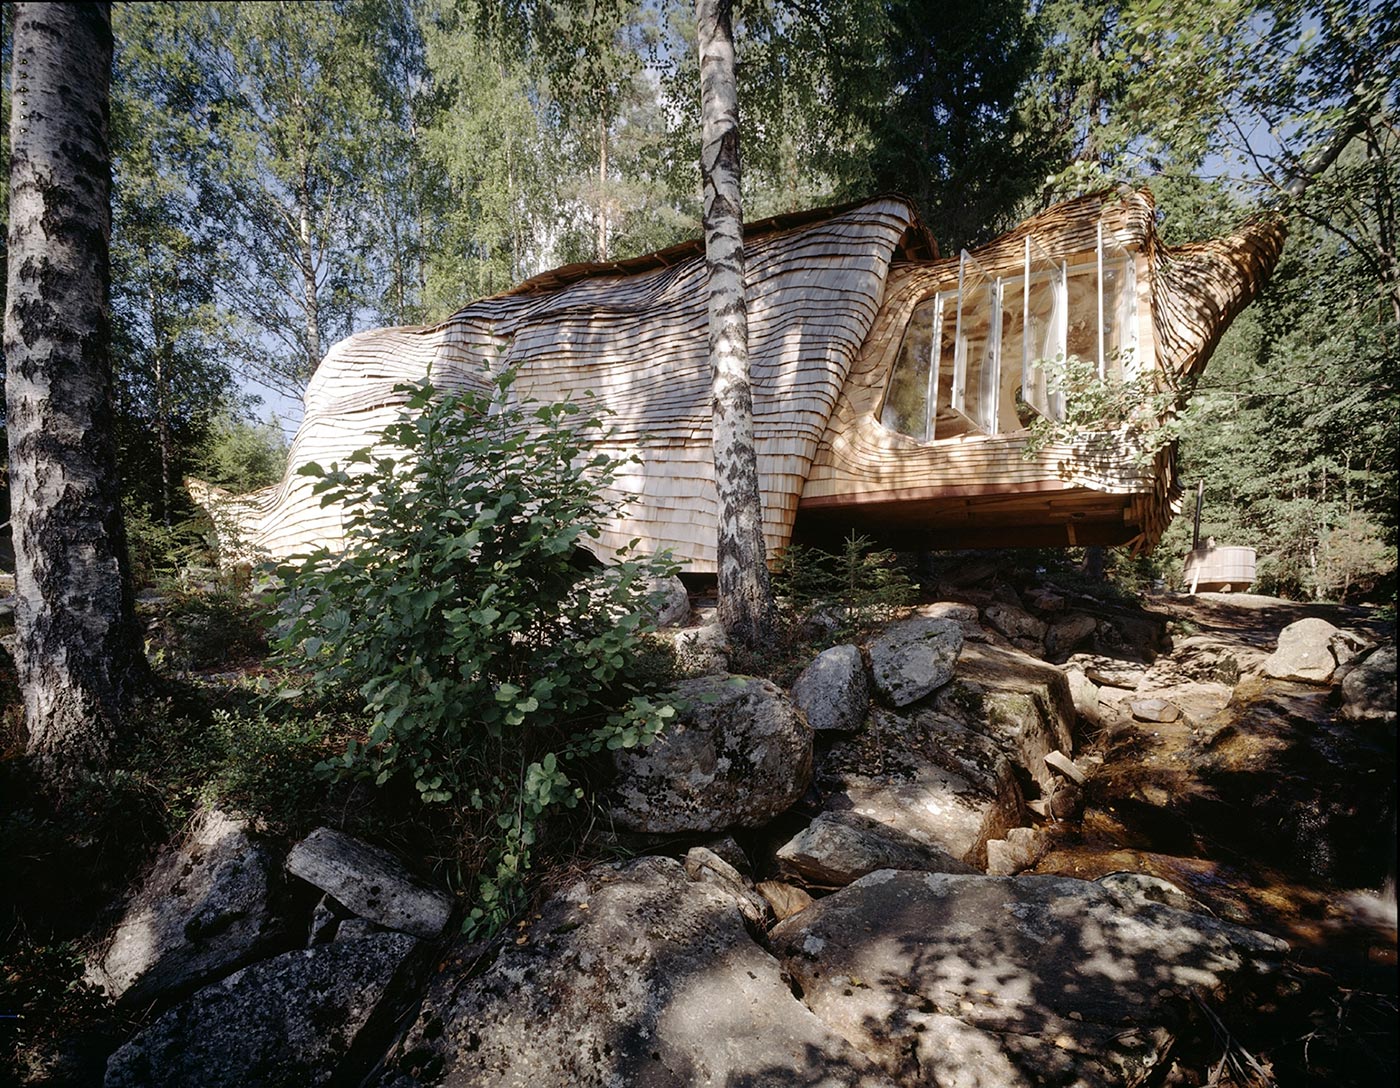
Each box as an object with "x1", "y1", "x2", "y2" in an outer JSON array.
[
  {"x1": 777, "y1": 810, "x2": 977, "y2": 886},
  {"x1": 983, "y1": 601, "x2": 1048, "y2": 643},
  {"x1": 770, "y1": 870, "x2": 1288, "y2": 1087},
  {"x1": 104, "y1": 932, "x2": 419, "y2": 1088},
  {"x1": 1340, "y1": 645, "x2": 1397, "y2": 722},
  {"x1": 87, "y1": 808, "x2": 283, "y2": 1008},
  {"x1": 866, "y1": 616, "x2": 964, "y2": 707},
  {"x1": 1045, "y1": 612, "x2": 1097, "y2": 659},
  {"x1": 1262, "y1": 617, "x2": 1353, "y2": 683},
  {"x1": 815, "y1": 708, "x2": 1023, "y2": 870},
  {"x1": 285, "y1": 828, "x2": 452, "y2": 939},
  {"x1": 644, "y1": 575, "x2": 691, "y2": 628},
  {"x1": 791, "y1": 643, "x2": 869, "y2": 732},
  {"x1": 609, "y1": 674, "x2": 811, "y2": 833},
  {"x1": 384, "y1": 856, "x2": 892, "y2": 1087}
]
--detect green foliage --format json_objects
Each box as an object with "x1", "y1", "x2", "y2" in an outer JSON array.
[
  {"x1": 144, "y1": 588, "x2": 275, "y2": 673},
  {"x1": 195, "y1": 414, "x2": 290, "y2": 493},
  {"x1": 277, "y1": 373, "x2": 677, "y2": 932},
  {"x1": 1022, "y1": 351, "x2": 1184, "y2": 463},
  {"x1": 773, "y1": 532, "x2": 918, "y2": 643}
]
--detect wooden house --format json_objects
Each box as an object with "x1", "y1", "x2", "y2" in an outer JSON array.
[{"x1": 207, "y1": 189, "x2": 1284, "y2": 571}]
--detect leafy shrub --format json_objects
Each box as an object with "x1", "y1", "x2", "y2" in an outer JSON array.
[
  {"x1": 277, "y1": 374, "x2": 677, "y2": 932},
  {"x1": 773, "y1": 532, "x2": 917, "y2": 642},
  {"x1": 1022, "y1": 351, "x2": 1186, "y2": 464},
  {"x1": 143, "y1": 587, "x2": 274, "y2": 672}
]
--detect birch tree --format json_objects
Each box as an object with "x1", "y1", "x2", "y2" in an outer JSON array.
[
  {"x1": 4, "y1": 2, "x2": 149, "y2": 788},
  {"x1": 697, "y1": 0, "x2": 775, "y2": 645}
]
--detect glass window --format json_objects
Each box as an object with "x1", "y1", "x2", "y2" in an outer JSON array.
[
  {"x1": 880, "y1": 297, "x2": 939, "y2": 441},
  {"x1": 878, "y1": 217, "x2": 1141, "y2": 442},
  {"x1": 952, "y1": 251, "x2": 999, "y2": 435},
  {"x1": 1021, "y1": 235, "x2": 1066, "y2": 423}
]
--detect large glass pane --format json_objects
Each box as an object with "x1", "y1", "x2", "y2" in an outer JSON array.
[
  {"x1": 1021, "y1": 234, "x2": 1066, "y2": 423},
  {"x1": 880, "y1": 297, "x2": 938, "y2": 440},
  {"x1": 952, "y1": 251, "x2": 998, "y2": 434},
  {"x1": 1064, "y1": 263, "x2": 1098, "y2": 368},
  {"x1": 1102, "y1": 252, "x2": 1139, "y2": 379}
]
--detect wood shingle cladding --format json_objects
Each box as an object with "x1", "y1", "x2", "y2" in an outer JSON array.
[{"x1": 211, "y1": 190, "x2": 1283, "y2": 569}]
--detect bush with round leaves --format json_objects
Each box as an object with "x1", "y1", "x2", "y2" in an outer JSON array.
[{"x1": 276, "y1": 374, "x2": 677, "y2": 932}]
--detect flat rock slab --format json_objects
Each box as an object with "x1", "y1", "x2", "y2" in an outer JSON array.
[
  {"x1": 934, "y1": 642, "x2": 1076, "y2": 796},
  {"x1": 87, "y1": 808, "x2": 282, "y2": 1008},
  {"x1": 777, "y1": 810, "x2": 977, "y2": 886},
  {"x1": 286, "y1": 828, "x2": 452, "y2": 939},
  {"x1": 609, "y1": 674, "x2": 811, "y2": 833},
  {"x1": 105, "y1": 932, "x2": 418, "y2": 1088},
  {"x1": 817, "y1": 709, "x2": 1023, "y2": 870},
  {"x1": 771, "y1": 870, "x2": 1288, "y2": 1087},
  {"x1": 386, "y1": 856, "x2": 892, "y2": 1087},
  {"x1": 791, "y1": 643, "x2": 869, "y2": 732},
  {"x1": 867, "y1": 616, "x2": 964, "y2": 706}
]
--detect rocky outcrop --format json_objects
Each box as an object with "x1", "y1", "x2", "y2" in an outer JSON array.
[
  {"x1": 815, "y1": 708, "x2": 1023, "y2": 870},
  {"x1": 790, "y1": 643, "x2": 869, "y2": 732},
  {"x1": 105, "y1": 932, "x2": 419, "y2": 1088},
  {"x1": 285, "y1": 828, "x2": 453, "y2": 940},
  {"x1": 87, "y1": 808, "x2": 284, "y2": 1009},
  {"x1": 384, "y1": 857, "x2": 892, "y2": 1087},
  {"x1": 608, "y1": 674, "x2": 811, "y2": 833},
  {"x1": 1340, "y1": 645, "x2": 1396, "y2": 722},
  {"x1": 866, "y1": 615, "x2": 964, "y2": 706},
  {"x1": 770, "y1": 870, "x2": 1288, "y2": 1087}
]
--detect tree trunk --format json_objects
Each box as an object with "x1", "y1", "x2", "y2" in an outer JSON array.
[
  {"x1": 297, "y1": 168, "x2": 321, "y2": 375},
  {"x1": 697, "y1": 0, "x2": 775, "y2": 646},
  {"x1": 4, "y1": 1, "x2": 150, "y2": 789}
]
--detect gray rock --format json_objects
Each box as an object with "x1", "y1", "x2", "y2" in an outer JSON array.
[
  {"x1": 307, "y1": 895, "x2": 345, "y2": 946},
  {"x1": 1263, "y1": 616, "x2": 1344, "y2": 683},
  {"x1": 1025, "y1": 588, "x2": 1065, "y2": 613},
  {"x1": 1097, "y1": 871, "x2": 1205, "y2": 914},
  {"x1": 285, "y1": 828, "x2": 452, "y2": 939},
  {"x1": 817, "y1": 709, "x2": 1023, "y2": 870},
  {"x1": 866, "y1": 616, "x2": 964, "y2": 706},
  {"x1": 609, "y1": 674, "x2": 812, "y2": 833},
  {"x1": 645, "y1": 576, "x2": 690, "y2": 628},
  {"x1": 698, "y1": 834, "x2": 750, "y2": 875},
  {"x1": 914, "y1": 600, "x2": 987, "y2": 641},
  {"x1": 1043, "y1": 749, "x2": 1087, "y2": 786},
  {"x1": 1340, "y1": 645, "x2": 1396, "y2": 722},
  {"x1": 104, "y1": 932, "x2": 418, "y2": 1088},
  {"x1": 777, "y1": 810, "x2": 977, "y2": 885},
  {"x1": 667, "y1": 621, "x2": 730, "y2": 675},
  {"x1": 683, "y1": 846, "x2": 770, "y2": 927},
  {"x1": 791, "y1": 643, "x2": 869, "y2": 732},
  {"x1": 87, "y1": 808, "x2": 282, "y2": 1008},
  {"x1": 1130, "y1": 697, "x2": 1182, "y2": 723},
  {"x1": 984, "y1": 827, "x2": 1048, "y2": 876},
  {"x1": 984, "y1": 601, "x2": 1048, "y2": 642},
  {"x1": 387, "y1": 856, "x2": 892, "y2": 1087},
  {"x1": 771, "y1": 870, "x2": 1287, "y2": 1088},
  {"x1": 1045, "y1": 612, "x2": 1097, "y2": 658},
  {"x1": 935, "y1": 642, "x2": 1076, "y2": 796}
]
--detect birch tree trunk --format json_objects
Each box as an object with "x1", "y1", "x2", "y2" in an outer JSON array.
[
  {"x1": 697, "y1": 0, "x2": 775, "y2": 646},
  {"x1": 4, "y1": 2, "x2": 149, "y2": 788}
]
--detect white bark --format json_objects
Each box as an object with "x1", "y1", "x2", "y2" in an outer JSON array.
[
  {"x1": 697, "y1": 0, "x2": 775, "y2": 646},
  {"x1": 4, "y1": 2, "x2": 149, "y2": 786}
]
